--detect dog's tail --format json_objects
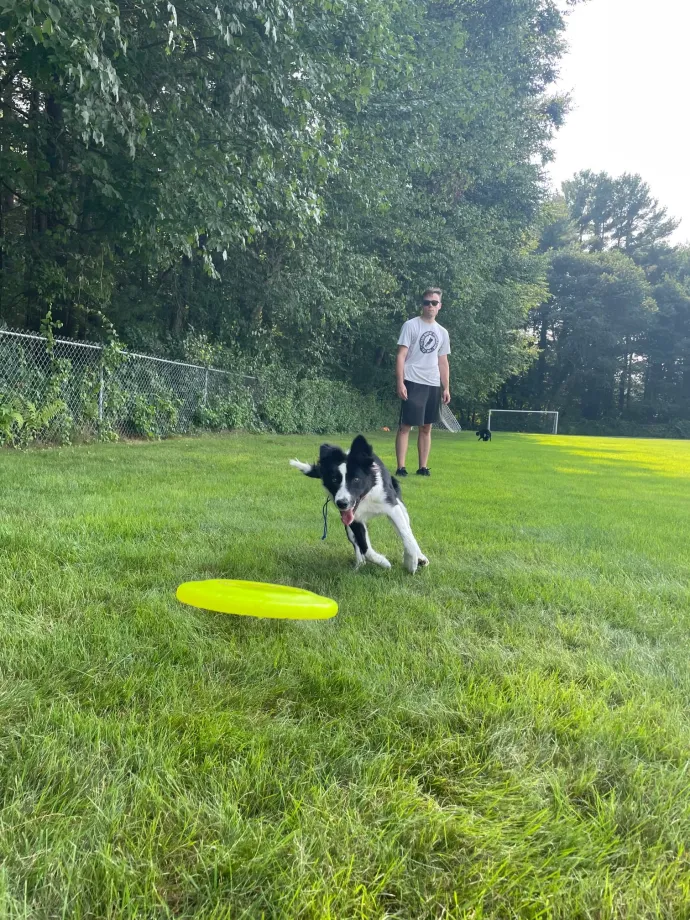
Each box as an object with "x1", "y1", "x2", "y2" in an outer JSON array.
[{"x1": 289, "y1": 459, "x2": 321, "y2": 478}]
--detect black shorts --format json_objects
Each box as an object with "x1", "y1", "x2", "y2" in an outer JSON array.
[{"x1": 399, "y1": 380, "x2": 441, "y2": 427}]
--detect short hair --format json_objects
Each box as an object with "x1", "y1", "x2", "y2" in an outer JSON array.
[{"x1": 422, "y1": 287, "x2": 442, "y2": 299}]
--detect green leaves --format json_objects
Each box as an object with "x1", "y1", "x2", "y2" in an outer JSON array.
[
  {"x1": 506, "y1": 182, "x2": 690, "y2": 432},
  {"x1": 563, "y1": 170, "x2": 679, "y2": 254},
  {"x1": 2, "y1": 0, "x2": 575, "y2": 412}
]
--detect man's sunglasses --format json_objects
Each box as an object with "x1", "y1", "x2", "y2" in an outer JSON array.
[{"x1": 422, "y1": 298, "x2": 440, "y2": 306}]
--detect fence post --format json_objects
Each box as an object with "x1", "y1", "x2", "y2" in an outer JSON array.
[
  {"x1": 203, "y1": 368, "x2": 209, "y2": 408},
  {"x1": 98, "y1": 365, "x2": 104, "y2": 422}
]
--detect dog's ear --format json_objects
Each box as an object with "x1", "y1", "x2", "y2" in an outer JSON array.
[
  {"x1": 319, "y1": 443, "x2": 343, "y2": 464},
  {"x1": 349, "y1": 435, "x2": 373, "y2": 460}
]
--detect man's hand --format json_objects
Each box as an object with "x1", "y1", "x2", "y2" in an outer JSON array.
[
  {"x1": 438, "y1": 355, "x2": 450, "y2": 405},
  {"x1": 396, "y1": 345, "x2": 409, "y2": 400}
]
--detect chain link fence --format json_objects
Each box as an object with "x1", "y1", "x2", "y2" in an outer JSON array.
[{"x1": 0, "y1": 327, "x2": 258, "y2": 446}]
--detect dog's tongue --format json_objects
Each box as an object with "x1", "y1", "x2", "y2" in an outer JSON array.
[{"x1": 340, "y1": 508, "x2": 355, "y2": 527}]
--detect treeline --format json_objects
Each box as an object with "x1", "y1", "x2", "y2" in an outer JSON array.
[
  {"x1": 3, "y1": 2, "x2": 687, "y2": 438},
  {"x1": 499, "y1": 171, "x2": 690, "y2": 437},
  {"x1": 1, "y1": 0, "x2": 572, "y2": 412}
]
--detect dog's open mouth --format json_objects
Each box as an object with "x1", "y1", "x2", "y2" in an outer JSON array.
[{"x1": 339, "y1": 500, "x2": 360, "y2": 527}]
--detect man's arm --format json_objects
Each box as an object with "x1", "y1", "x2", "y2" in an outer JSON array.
[
  {"x1": 438, "y1": 354, "x2": 450, "y2": 404},
  {"x1": 396, "y1": 345, "x2": 409, "y2": 400}
]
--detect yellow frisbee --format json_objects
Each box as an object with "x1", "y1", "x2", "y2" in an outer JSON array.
[{"x1": 176, "y1": 579, "x2": 338, "y2": 620}]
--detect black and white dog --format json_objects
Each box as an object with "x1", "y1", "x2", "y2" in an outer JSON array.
[
  {"x1": 290, "y1": 435, "x2": 429, "y2": 574},
  {"x1": 476, "y1": 428, "x2": 492, "y2": 441}
]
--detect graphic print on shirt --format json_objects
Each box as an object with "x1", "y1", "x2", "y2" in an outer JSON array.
[{"x1": 419, "y1": 329, "x2": 439, "y2": 354}]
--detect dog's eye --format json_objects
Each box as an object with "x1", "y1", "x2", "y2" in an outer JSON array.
[{"x1": 352, "y1": 477, "x2": 360, "y2": 484}]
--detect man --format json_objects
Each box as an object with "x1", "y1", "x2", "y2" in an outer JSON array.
[{"x1": 395, "y1": 288, "x2": 451, "y2": 477}]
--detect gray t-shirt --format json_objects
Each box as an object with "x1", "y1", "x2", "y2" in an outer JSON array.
[{"x1": 397, "y1": 316, "x2": 451, "y2": 386}]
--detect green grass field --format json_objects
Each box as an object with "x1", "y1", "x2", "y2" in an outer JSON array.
[{"x1": 1, "y1": 431, "x2": 689, "y2": 919}]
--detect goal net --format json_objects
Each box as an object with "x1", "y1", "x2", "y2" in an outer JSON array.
[
  {"x1": 488, "y1": 409, "x2": 558, "y2": 434},
  {"x1": 435, "y1": 404, "x2": 462, "y2": 432}
]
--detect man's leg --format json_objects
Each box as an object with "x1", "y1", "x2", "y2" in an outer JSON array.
[
  {"x1": 417, "y1": 423, "x2": 432, "y2": 469},
  {"x1": 417, "y1": 384, "x2": 440, "y2": 472},
  {"x1": 396, "y1": 424, "x2": 412, "y2": 470}
]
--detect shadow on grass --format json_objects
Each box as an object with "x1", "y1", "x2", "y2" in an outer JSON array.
[
  {"x1": 217, "y1": 541, "x2": 402, "y2": 593},
  {"x1": 186, "y1": 543, "x2": 345, "y2": 639}
]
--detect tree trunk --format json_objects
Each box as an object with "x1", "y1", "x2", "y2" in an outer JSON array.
[
  {"x1": 536, "y1": 309, "x2": 549, "y2": 401},
  {"x1": 645, "y1": 361, "x2": 663, "y2": 402},
  {"x1": 23, "y1": 89, "x2": 40, "y2": 327},
  {"x1": 618, "y1": 340, "x2": 628, "y2": 412},
  {"x1": 0, "y1": 187, "x2": 4, "y2": 318},
  {"x1": 170, "y1": 256, "x2": 193, "y2": 337},
  {"x1": 683, "y1": 361, "x2": 690, "y2": 400}
]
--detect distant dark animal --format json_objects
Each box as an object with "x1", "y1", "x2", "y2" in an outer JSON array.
[{"x1": 476, "y1": 429, "x2": 491, "y2": 442}]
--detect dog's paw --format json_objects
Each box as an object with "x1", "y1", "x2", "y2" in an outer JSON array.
[
  {"x1": 403, "y1": 551, "x2": 419, "y2": 575},
  {"x1": 289, "y1": 458, "x2": 311, "y2": 473},
  {"x1": 417, "y1": 554, "x2": 429, "y2": 567},
  {"x1": 369, "y1": 553, "x2": 391, "y2": 570}
]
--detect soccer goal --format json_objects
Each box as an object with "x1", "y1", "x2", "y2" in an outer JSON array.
[{"x1": 487, "y1": 409, "x2": 559, "y2": 434}]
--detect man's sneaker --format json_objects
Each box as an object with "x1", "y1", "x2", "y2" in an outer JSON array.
[
  {"x1": 416, "y1": 467, "x2": 431, "y2": 476},
  {"x1": 395, "y1": 467, "x2": 408, "y2": 477}
]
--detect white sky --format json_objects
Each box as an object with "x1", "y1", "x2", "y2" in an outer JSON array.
[{"x1": 548, "y1": 0, "x2": 690, "y2": 245}]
